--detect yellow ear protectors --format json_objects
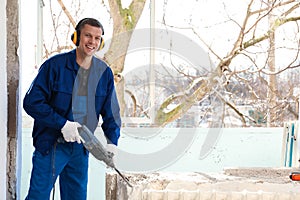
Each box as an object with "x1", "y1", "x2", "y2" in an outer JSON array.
[
  {"x1": 98, "y1": 37, "x2": 105, "y2": 51},
  {"x1": 71, "y1": 31, "x2": 79, "y2": 46},
  {"x1": 71, "y1": 18, "x2": 105, "y2": 51},
  {"x1": 71, "y1": 32, "x2": 104, "y2": 51}
]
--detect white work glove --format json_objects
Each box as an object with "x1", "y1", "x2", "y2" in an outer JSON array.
[
  {"x1": 61, "y1": 120, "x2": 82, "y2": 143},
  {"x1": 106, "y1": 144, "x2": 118, "y2": 160}
]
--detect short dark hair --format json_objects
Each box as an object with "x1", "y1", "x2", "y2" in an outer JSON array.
[{"x1": 75, "y1": 18, "x2": 104, "y2": 35}]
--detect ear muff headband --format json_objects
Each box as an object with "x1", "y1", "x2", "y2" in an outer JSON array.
[{"x1": 71, "y1": 18, "x2": 105, "y2": 50}]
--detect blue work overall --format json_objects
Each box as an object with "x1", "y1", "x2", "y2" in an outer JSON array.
[
  {"x1": 26, "y1": 73, "x2": 89, "y2": 200},
  {"x1": 23, "y1": 50, "x2": 121, "y2": 200}
]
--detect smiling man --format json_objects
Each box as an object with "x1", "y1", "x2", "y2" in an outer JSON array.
[{"x1": 23, "y1": 18, "x2": 121, "y2": 200}]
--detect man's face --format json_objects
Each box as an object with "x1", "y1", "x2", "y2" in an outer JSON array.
[{"x1": 78, "y1": 24, "x2": 103, "y2": 56}]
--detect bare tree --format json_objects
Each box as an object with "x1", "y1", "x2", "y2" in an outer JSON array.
[
  {"x1": 154, "y1": 0, "x2": 300, "y2": 127},
  {"x1": 44, "y1": 0, "x2": 300, "y2": 127},
  {"x1": 103, "y1": 0, "x2": 146, "y2": 74}
]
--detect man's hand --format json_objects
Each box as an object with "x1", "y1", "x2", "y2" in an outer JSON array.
[
  {"x1": 106, "y1": 144, "x2": 117, "y2": 160},
  {"x1": 61, "y1": 121, "x2": 82, "y2": 143}
]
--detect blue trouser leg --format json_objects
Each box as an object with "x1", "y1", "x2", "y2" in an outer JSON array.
[
  {"x1": 25, "y1": 142, "x2": 89, "y2": 200},
  {"x1": 59, "y1": 143, "x2": 89, "y2": 200},
  {"x1": 25, "y1": 148, "x2": 57, "y2": 200}
]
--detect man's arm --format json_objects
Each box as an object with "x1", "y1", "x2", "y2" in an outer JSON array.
[
  {"x1": 23, "y1": 61, "x2": 67, "y2": 130},
  {"x1": 100, "y1": 69, "x2": 121, "y2": 145}
]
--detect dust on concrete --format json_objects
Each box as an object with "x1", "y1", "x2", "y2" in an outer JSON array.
[{"x1": 106, "y1": 167, "x2": 300, "y2": 200}]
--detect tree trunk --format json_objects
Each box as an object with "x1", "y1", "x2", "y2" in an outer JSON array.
[
  {"x1": 104, "y1": 0, "x2": 146, "y2": 115},
  {"x1": 267, "y1": 2, "x2": 277, "y2": 127}
]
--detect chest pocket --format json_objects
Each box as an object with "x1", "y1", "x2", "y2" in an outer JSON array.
[{"x1": 51, "y1": 81, "x2": 73, "y2": 114}]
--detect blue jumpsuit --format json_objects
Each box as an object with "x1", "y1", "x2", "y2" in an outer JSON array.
[{"x1": 23, "y1": 49, "x2": 121, "y2": 200}]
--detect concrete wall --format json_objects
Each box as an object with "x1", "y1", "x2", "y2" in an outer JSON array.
[
  {"x1": 6, "y1": 0, "x2": 20, "y2": 199},
  {"x1": 0, "y1": 0, "x2": 7, "y2": 199}
]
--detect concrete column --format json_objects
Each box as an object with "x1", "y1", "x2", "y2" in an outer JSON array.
[
  {"x1": 6, "y1": 0, "x2": 20, "y2": 199},
  {"x1": 0, "y1": 0, "x2": 7, "y2": 199}
]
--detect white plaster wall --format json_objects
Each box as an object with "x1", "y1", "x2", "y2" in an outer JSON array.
[
  {"x1": 0, "y1": 0, "x2": 7, "y2": 199},
  {"x1": 18, "y1": 0, "x2": 37, "y2": 199}
]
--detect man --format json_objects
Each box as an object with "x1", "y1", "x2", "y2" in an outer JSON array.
[{"x1": 23, "y1": 18, "x2": 121, "y2": 200}]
